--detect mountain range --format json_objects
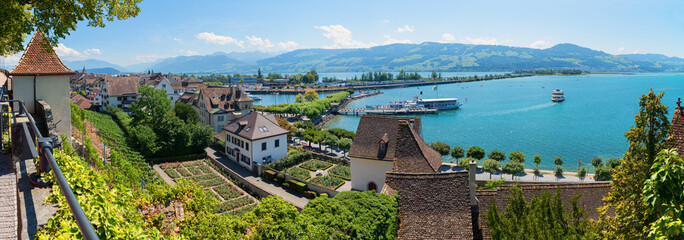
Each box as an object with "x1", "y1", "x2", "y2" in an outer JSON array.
[{"x1": 60, "y1": 43, "x2": 684, "y2": 74}]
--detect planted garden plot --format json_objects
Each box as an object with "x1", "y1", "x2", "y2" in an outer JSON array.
[{"x1": 157, "y1": 159, "x2": 258, "y2": 214}]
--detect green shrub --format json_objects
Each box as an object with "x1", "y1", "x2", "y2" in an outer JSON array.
[
  {"x1": 320, "y1": 193, "x2": 329, "y2": 198},
  {"x1": 276, "y1": 173, "x2": 285, "y2": 184},
  {"x1": 304, "y1": 190, "x2": 317, "y2": 199},
  {"x1": 282, "y1": 182, "x2": 290, "y2": 188},
  {"x1": 264, "y1": 170, "x2": 277, "y2": 180},
  {"x1": 287, "y1": 179, "x2": 307, "y2": 193}
]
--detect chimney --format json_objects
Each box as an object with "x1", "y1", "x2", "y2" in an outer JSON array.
[{"x1": 469, "y1": 161, "x2": 478, "y2": 206}]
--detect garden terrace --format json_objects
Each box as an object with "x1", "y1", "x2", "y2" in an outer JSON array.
[{"x1": 158, "y1": 159, "x2": 258, "y2": 214}]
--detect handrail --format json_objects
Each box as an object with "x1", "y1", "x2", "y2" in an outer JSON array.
[{"x1": 1, "y1": 99, "x2": 100, "y2": 240}]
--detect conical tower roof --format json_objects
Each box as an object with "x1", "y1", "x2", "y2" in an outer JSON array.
[{"x1": 10, "y1": 31, "x2": 74, "y2": 75}]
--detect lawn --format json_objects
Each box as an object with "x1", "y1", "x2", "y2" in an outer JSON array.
[
  {"x1": 300, "y1": 159, "x2": 333, "y2": 171},
  {"x1": 329, "y1": 165, "x2": 351, "y2": 180},
  {"x1": 285, "y1": 167, "x2": 311, "y2": 180},
  {"x1": 310, "y1": 175, "x2": 345, "y2": 190}
]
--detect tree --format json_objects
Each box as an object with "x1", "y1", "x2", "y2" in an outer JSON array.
[
  {"x1": 487, "y1": 149, "x2": 506, "y2": 161},
  {"x1": 128, "y1": 124, "x2": 159, "y2": 157},
  {"x1": 554, "y1": 166, "x2": 564, "y2": 178},
  {"x1": 599, "y1": 90, "x2": 672, "y2": 239},
  {"x1": 174, "y1": 102, "x2": 199, "y2": 123},
  {"x1": 304, "y1": 90, "x2": 319, "y2": 102},
  {"x1": 594, "y1": 167, "x2": 612, "y2": 181},
  {"x1": 336, "y1": 138, "x2": 352, "y2": 157},
  {"x1": 606, "y1": 158, "x2": 621, "y2": 169},
  {"x1": 467, "y1": 145, "x2": 486, "y2": 160},
  {"x1": 483, "y1": 159, "x2": 501, "y2": 179},
  {"x1": 642, "y1": 149, "x2": 684, "y2": 240},
  {"x1": 578, "y1": 167, "x2": 587, "y2": 180},
  {"x1": 323, "y1": 133, "x2": 339, "y2": 153},
  {"x1": 502, "y1": 161, "x2": 524, "y2": 180},
  {"x1": 577, "y1": 157, "x2": 583, "y2": 173},
  {"x1": 485, "y1": 186, "x2": 595, "y2": 239},
  {"x1": 257, "y1": 68, "x2": 263, "y2": 80},
  {"x1": 508, "y1": 150, "x2": 525, "y2": 163},
  {"x1": 553, "y1": 156, "x2": 563, "y2": 166},
  {"x1": 275, "y1": 117, "x2": 295, "y2": 141},
  {"x1": 451, "y1": 146, "x2": 465, "y2": 160},
  {"x1": 131, "y1": 85, "x2": 172, "y2": 124},
  {"x1": 533, "y1": 154, "x2": 542, "y2": 168},
  {"x1": 1, "y1": 0, "x2": 142, "y2": 56},
  {"x1": 295, "y1": 93, "x2": 305, "y2": 103},
  {"x1": 429, "y1": 141, "x2": 451, "y2": 156},
  {"x1": 591, "y1": 156, "x2": 603, "y2": 168},
  {"x1": 458, "y1": 157, "x2": 476, "y2": 169}
]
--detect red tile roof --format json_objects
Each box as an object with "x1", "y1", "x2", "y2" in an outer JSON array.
[
  {"x1": 672, "y1": 99, "x2": 684, "y2": 158},
  {"x1": 10, "y1": 31, "x2": 74, "y2": 75},
  {"x1": 70, "y1": 93, "x2": 92, "y2": 109},
  {"x1": 392, "y1": 121, "x2": 443, "y2": 173},
  {"x1": 106, "y1": 76, "x2": 140, "y2": 96}
]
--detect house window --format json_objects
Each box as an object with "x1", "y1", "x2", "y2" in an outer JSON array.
[
  {"x1": 275, "y1": 139, "x2": 280, "y2": 148},
  {"x1": 117, "y1": 97, "x2": 122, "y2": 101},
  {"x1": 218, "y1": 116, "x2": 224, "y2": 121},
  {"x1": 246, "y1": 142, "x2": 249, "y2": 150},
  {"x1": 262, "y1": 142, "x2": 267, "y2": 151}
]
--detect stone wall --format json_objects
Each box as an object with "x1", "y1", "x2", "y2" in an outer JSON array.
[
  {"x1": 475, "y1": 182, "x2": 611, "y2": 239},
  {"x1": 386, "y1": 171, "x2": 473, "y2": 239}
]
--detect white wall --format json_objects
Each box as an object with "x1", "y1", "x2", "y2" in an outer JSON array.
[
  {"x1": 13, "y1": 75, "x2": 71, "y2": 139},
  {"x1": 251, "y1": 134, "x2": 287, "y2": 164},
  {"x1": 350, "y1": 157, "x2": 393, "y2": 193}
]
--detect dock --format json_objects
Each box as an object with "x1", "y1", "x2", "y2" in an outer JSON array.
[{"x1": 338, "y1": 108, "x2": 438, "y2": 115}]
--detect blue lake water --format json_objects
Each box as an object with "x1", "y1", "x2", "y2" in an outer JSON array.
[{"x1": 320, "y1": 73, "x2": 684, "y2": 172}]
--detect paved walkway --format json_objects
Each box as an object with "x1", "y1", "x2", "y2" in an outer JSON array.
[
  {"x1": 205, "y1": 147, "x2": 309, "y2": 209},
  {"x1": 0, "y1": 154, "x2": 17, "y2": 239},
  {"x1": 440, "y1": 163, "x2": 597, "y2": 183}
]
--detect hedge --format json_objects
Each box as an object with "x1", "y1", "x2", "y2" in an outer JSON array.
[
  {"x1": 263, "y1": 170, "x2": 277, "y2": 181},
  {"x1": 287, "y1": 179, "x2": 307, "y2": 193}
]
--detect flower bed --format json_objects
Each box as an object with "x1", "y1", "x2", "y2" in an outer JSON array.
[
  {"x1": 162, "y1": 168, "x2": 180, "y2": 179},
  {"x1": 215, "y1": 196, "x2": 255, "y2": 213},
  {"x1": 300, "y1": 159, "x2": 333, "y2": 171},
  {"x1": 310, "y1": 175, "x2": 345, "y2": 190},
  {"x1": 213, "y1": 184, "x2": 242, "y2": 200},
  {"x1": 284, "y1": 167, "x2": 311, "y2": 180},
  {"x1": 329, "y1": 165, "x2": 351, "y2": 180},
  {"x1": 176, "y1": 167, "x2": 192, "y2": 177}
]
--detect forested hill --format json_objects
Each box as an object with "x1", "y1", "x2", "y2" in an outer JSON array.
[{"x1": 254, "y1": 42, "x2": 684, "y2": 73}]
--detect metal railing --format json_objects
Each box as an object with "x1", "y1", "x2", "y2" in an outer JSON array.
[{"x1": 1, "y1": 99, "x2": 99, "y2": 240}]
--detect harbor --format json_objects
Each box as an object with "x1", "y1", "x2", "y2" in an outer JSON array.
[{"x1": 338, "y1": 107, "x2": 438, "y2": 115}]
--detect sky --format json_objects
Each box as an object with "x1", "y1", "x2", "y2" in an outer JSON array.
[{"x1": 2, "y1": 0, "x2": 684, "y2": 68}]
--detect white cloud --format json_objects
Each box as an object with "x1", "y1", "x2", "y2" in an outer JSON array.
[
  {"x1": 461, "y1": 37, "x2": 501, "y2": 45},
  {"x1": 173, "y1": 37, "x2": 182, "y2": 42},
  {"x1": 1, "y1": 54, "x2": 20, "y2": 68},
  {"x1": 382, "y1": 19, "x2": 390, "y2": 24},
  {"x1": 84, "y1": 48, "x2": 102, "y2": 55},
  {"x1": 632, "y1": 50, "x2": 639, "y2": 54},
  {"x1": 396, "y1": 25, "x2": 415, "y2": 33},
  {"x1": 196, "y1": 32, "x2": 244, "y2": 47},
  {"x1": 278, "y1": 41, "x2": 299, "y2": 51},
  {"x1": 314, "y1": 24, "x2": 372, "y2": 49},
  {"x1": 245, "y1": 35, "x2": 275, "y2": 51},
  {"x1": 617, "y1": 47, "x2": 626, "y2": 52},
  {"x1": 441, "y1": 33, "x2": 456, "y2": 43},
  {"x1": 382, "y1": 34, "x2": 411, "y2": 45},
  {"x1": 528, "y1": 40, "x2": 552, "y2": 49},
  {"x1": 55, "y1": 43, "x2": 84, "y2": 59},
  {"x1": 179, "y1": 49, "x2": 199, "y2": 56}
]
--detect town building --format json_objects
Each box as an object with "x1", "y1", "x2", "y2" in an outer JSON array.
[
  {"x1": 102, "y1": 76, "x2": 139, "y2": 113},
  {"x1": 192, "y1": 86, "x2": 253, "y2": 132},
  {"x1": 70, "y1": 93, "x2": 93, "y2": 110},
  {"x1": 348, "y1": 115, "x2": 427, "y2": 192},
  {"x1": 85, "y1": 89, "x2": 103, "y2": 108},
  {"x1": 9, "y1": 31, "x2": 74, "y2": 140},
  {"x1": 142, "y1": 76, "x2": 183, "y2": 104},
  {"x1": 229, "y1": 76, "x2": 258, "y2": 85},
  {"x1": 223, "y1": 111, "x2": 289, "y2": 171}
]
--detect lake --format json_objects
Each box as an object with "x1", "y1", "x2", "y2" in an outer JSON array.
[{"x1": 317, "y1": 73, "x2": 684, "y2": 172}]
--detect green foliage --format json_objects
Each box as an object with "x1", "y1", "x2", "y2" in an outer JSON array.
[
  {"x1": 599, "y1": 90, "x2": 672, "y2": 239},
  {"x1": 327, "y1": 128, "x2": 355, "y2": 140},
  {"x1": 131, "y1": 85, "x2": 172, "y2": 124},
  {"x1": 467, "y1": 145, "x2": 486, "y2": 160},
  {"x1": 533, "y1": 154, "x2": 542, "y2": 166},
  {"x1": 1, "y1": 0, "x2": 142, "y2": 56},
  {"x1": 295, "y1": 93, "x2": 305, "y2": 103},
  {"x1": 304, "y1": 90, "x2": 320, "y2": 102},
  {"x1": 533, "y1": 167, "x2": 541, "y2": 176},
  {"x1": 458, "y1": 157, "x2": 476, "y2": 168},
  {"x1": 591, "y1": 156, "x2": 603, "y2": 168},
  {"x1": 451, "y1": 146, "x2": 465, "y2": 160},
  {"x1": 174, "y1": 102, "x2": 200, "y2": 123},
  {"x1": 429, "y1": 141, "x2": 451, "y2": 156},
  {"x1": 485, "y1": 186, "x2": 595, "y2": 239},
  {"x1": 642, "y1": 149, "x2": 684, "y2": 239},
  {"x1": 488, "y1": 149, "x2": 506, "y2": 161},
  {"x1": 578, "y1": 167, "x2": 587, "y2": 179},
  {"x1": 266, "y1": 150, "x2": 313, "y2": 171},
  {"x1": 553, "y1": 156, "x2": 563, "y2": 166},
  {"x1": 606, "y1": 158, "x2": 621, "y2": 169},
  {"x1": 502, "y1": 161, "x2": 524, "y2": 180},
  {"x1": 287, "y1": 179, "x2": 308, "y2": 193},
  {"x1": 310, "y1": 175, "x2": 344, "y2": 190},
  {"x1": 70, "y1": 102, "x2": 86, "y2": 131},
  {"x1": 483, "y1": 159, "x2": 501, "y2": 179},
  {"x1": 259, "y1": 91, "x2": 350, "y2": 119},
  {"x1": 554, "y1": 166, "x2": 564, "y2": 178},
  {"x1": 179, "y1": 211, "x2": 250, "y2": 240},
  {"x1": 480, "y1": 178, "x2": 506, "y2": 190},
  {"x1": 275, "y1": 117, "x2": 295, "y2": 141},
  {"x1": 299, "y1": 159, "x2": 333, "y2": 171},
  {"x1": 285, "y1": 167, "x2": 311, "y2": 180},
  {"x1": 329, "y1": 165, "x2": 351, "y2": 180},
  {"x1": 509, "y1": 150, "x2": 525, "y2": 163},
  {"x1": 128, "y1": 124, "x2": 160, "y2": 157}
]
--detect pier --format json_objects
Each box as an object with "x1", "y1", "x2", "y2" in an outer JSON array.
[{"x1": 338, "y1": 108, "x2": 438, "y2": 115}]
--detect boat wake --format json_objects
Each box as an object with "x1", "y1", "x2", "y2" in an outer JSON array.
[{"x1": 474, "y1": 102, "x2": 556, "y2": 117}]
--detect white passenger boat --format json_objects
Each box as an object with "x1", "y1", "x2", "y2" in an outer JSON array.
[{"x1": 552, "y1": 89, "x2": 565, "y2": 102}]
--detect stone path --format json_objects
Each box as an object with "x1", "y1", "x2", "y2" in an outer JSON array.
[
  {"x1": 440, "y1": 163, "x2": 598, "y2": 183},
  {"x1": 205, "y1": 147, "x2": 310, "y2": 209},
  {"x1": 0, "y1": 154, "x2": 17, "y2": 239}
]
